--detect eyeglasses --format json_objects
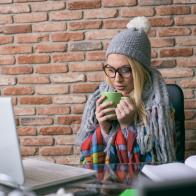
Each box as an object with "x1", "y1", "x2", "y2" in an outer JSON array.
[{"x1": 103, "y1": 64, "x2": 132, "y2": 78}]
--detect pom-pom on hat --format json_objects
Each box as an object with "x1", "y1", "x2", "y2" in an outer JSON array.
[{"x1": 106, "y1": 16, "x2": 151, "y2": 68}]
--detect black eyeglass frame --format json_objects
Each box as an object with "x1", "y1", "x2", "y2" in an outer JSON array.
[{"x1": 103, "y1": 64, "x2": 132, "y2": 78}]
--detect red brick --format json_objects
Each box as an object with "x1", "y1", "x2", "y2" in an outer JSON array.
[
  {"x1": 21, "y1": 147, "x2": 37, "y2": 156},
  {"x1": 68, "y1": 0, "x2": 101, "y2": 10},
  {"x1": 0, "y1": 76, "x2": 16, "y2": 85},
  {"x1": 70, "y1": 41, "x2": 102, "y2": 51},
  {"x1": 51, "y1": 32, "x2": 84, "y2": 42},
  {"x1": 57, "y1": 115, "x2": 81, "y2": 125},
  {"x1": 185, "y1": 121, "x2": 196, "y2": 130},
  {"x1": 20, "y1": 96, "x2": 52, "y2": 105},
  {"x1": 0, "y1": 56, "x2": 15, "y2": 65},
  {"x1": 185, "y1": 100, "x2": 196, "y2": 109},
  {"x1": 18, "y1": 127, "x2": 37, "y2": 136},
  {"x1": 50, "y1": 73, "x2": 85, "y2": 83},
  {"x1": 150, "y1": 17, "x2": 173, "y2": 27},
  {"x1": 71, "y1": 104, "x2": 85, "y2": 114},
  {"x1": 53, "y1": 95, "x2": 86, "y2": 104},
  {"x1": 86, "y1": 30, "x2": 118, "y2": 40},
  {"x1": 151, "y1": 59, "x2": 176, "y2": 68},
  {"x1": 160, "y1": 68, "x2": 193, "y2": 78},
  {"x1": 35, "y1": 64, "x2": 68, "y2": 74},
  {"x1": 53, "y1": 52, "x2": 84, "y2": 62},
  {"x1": 55, "y1": 156, "x2": 80, "y2": 165},
  {"x1": 176, "y1": 37, "x2": 196, "y2": 46},
  {"x1": 159, "y1": 27, "x2": 191, "y2": 37},
  {"x1": 121, "y1": 7, "x2": 154, "y2": 17},
  {"x1": 139, "y1": 0, "x2": 172, "y2": 5},
  {"x1": 0, "y1": 36, "x2": 13, "y2": 44},
  {"x1": 151, "y1": 38, "x2": 174, "y2": 48},
  {"x1": 183, "y1": 89, "x2": 194, "y2": 99},
  {"x1": 14, "y1": 13, "x2": 47, "y2": 23},
  {"x1": 37, "y1": 106, "x2": 70, "y2": 115},
  {"x1": 179, "y1": 79, "x2": 196, "y2": 88},
  {"x1": 14, "y1": 0, "x2": 45, "y2": 1},
  {"x1": 3, "y1": 86, "x2": 34, "y2": 95},
  {"x1": 20, "y1": 117, "x2": 53, "y2": 126},
  {"x1": 18, "y1": 55, "x2": 50, "y2": 64},
  {"x1": 84, "y1": 9, "x2": 118, "y2": 19},
  {"x1": 0, "y1": 45, "x2": 32, "y2": 55},
  {"x1": 156, "y1": 6, "x2": 190, "y2": 15},
  {"x1": 185, "y1": 111, "x2": 196, "y2": 120},
  {"x1": 160, "y1": 48, "x2": 193, "y2": 57},
  {"x1": 87, "y1": 72, "x2": 105, "y2": 82},
  {"x1": 174, "y1": 0, "x2": 196, "y2": 3},
  {"x1": 50, "y1": 10, "x2": 82, "y2": 21},
  {"x1": 14, "y1": 107, "x2": 35, "y2": 116},
  {"x1": 0, "y1": 4, "x2": 30, "y2": 14},
  {"x1": 35, "y1": 85, "x2": 68, "y2": 95},
  {"x1": 71, "y1": 124, "x2": 80, "y2": 134},
  {"x1": 151, "y1": 49, "x2": 158, "y2": 58},
  {"x1": 177, "y1": 58, "x2": 196, "y2": 67},
  {"x1": 21, "y1": 137, "x2": 54, "y2": 146},
  {"x1": 55, "y1": 135, "x2": 75, "y2": 145},
  {"x1": 86, "y1": 51, "x2": 106, "y2": 61},
  {"x1": 33, "y1": 22, "x2": 66, "y2": 32},
  {"x1": 40, "y1": 146, "x2": 73, "y2": 156},
  {"x1": 31, "y1": 2, "x2": 65, "y2": 11},
  {"x1": 103, "y1": 19, "x2": 129, "y2": 29},
  {"x1": 175, "y1": 15, "x2": 196, "y2": 25},
  {"x1": 0, "y1": 0, "x2": 12, "y2": 3},
  {"x1": 0, "y1": 65, "x2": 33, "y2": 75},
  {"x1": 0, "y1": 15, "x2": 12, "y2": 25},
  {"x1": 72, "y1": 83, "x2": 99, "y2": 93},
  {"x1": 69, "y1": 62, "x2": 102, "y2": 72},
  {"x1": 40, "y1": 126, "x2": 72, "y2": 135},
  {"x1": 16, "y1": 34, "x2": 49, "y2": 43},
  {"x1": 35, "y1": 44, "x2": 67, "y2": 53},
  {"x1": 103, "y1": 0, "x2": 136, "y2": 7},
  {"x1": 18, "y1": 76, "x2": 49, "y2": 84},
  {"x1": 69, "y1": 21, "x2": 102, "y2": 30},
  {"x1": 193, "y1": 5, "x2": 196, "y2": 14},
  {"x1": 2, "y1": 24, "x2": 31, "y2": 34}
]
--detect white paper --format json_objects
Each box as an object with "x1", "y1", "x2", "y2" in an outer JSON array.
[{"x1": 142, "y1": 158, "x2": 196, "y2": 182}]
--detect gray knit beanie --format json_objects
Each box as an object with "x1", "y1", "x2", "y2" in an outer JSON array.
[{"x1": 106, "y1": 17, "x2": 151, "y2": 68}]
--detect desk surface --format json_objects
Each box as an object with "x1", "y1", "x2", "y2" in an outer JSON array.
[{"x1": 1, "y1": 163, "x2": 145, "y2": 196}]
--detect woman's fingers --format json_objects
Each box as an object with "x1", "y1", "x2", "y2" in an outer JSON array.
[
  {"x1": 96, "y1": 107, "x2": 116, "y2": 118},
  {"x1": 99, "y1": 113, "x2": 116, "y2": 122}
]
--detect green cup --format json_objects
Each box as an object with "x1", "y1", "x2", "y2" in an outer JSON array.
[{"x1": 101, "y1": 92, "x2": 122, "y2": 107}]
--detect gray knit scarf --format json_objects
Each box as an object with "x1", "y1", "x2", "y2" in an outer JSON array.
[{"x1": 76, "y1": 69, "x2": 176, "y2": 163}]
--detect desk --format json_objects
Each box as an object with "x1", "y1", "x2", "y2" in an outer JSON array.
[{"x1": 0, "y1": 163, "x2": 145, "y2": 196}]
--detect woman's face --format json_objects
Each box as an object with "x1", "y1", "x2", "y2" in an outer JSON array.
[{"x1": 105, "y1": 54, "x2": 134, "y2": 96}]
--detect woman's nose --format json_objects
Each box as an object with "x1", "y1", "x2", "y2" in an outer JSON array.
[{"x1": 115, "y1": 72, "x2": 123, "y2": 82}]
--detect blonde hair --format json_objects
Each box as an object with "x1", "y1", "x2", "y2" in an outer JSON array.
[
  {"x1": 128, "y1": 58, "x2": 151, "y2": 125},
  {"x1": 105, "y1": 58, "x2": 151, "y2": 126}
]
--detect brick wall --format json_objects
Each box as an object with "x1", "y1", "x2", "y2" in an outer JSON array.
[{"x1": 0, "y1": 0, "x2": 195, "y2": 164}]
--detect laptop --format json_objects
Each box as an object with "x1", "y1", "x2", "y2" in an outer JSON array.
[{"x1": 0, "y1": 97, "x2": 96, "y2": 191}]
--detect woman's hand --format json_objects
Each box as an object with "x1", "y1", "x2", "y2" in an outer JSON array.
[
  {"x1": 115, "y1": 97, "x2": 136, "y2": 129},
  {"x1": 96, "y1": 96, "x2": 116, "y2": 134}
]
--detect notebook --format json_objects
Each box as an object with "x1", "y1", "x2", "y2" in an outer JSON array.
[{"x1": 0, "y1": 97, "x2": 96, "y2": 190}]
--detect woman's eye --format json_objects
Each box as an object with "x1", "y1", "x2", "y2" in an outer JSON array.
[
  {"x1": 121, "y1": 68, "x2": 130, "y2": 73},
  {"x1": 108, "y1": 68, "x2": 115, "y2": 73}
]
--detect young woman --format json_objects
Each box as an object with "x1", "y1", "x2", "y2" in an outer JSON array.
[{"x1": 77, "y1": 17, "x2": 176, "y2": 164}]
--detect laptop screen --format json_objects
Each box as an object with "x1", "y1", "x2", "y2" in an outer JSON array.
[{"x1": 0, "y1": 97, "x2": 24, "y2": 187}]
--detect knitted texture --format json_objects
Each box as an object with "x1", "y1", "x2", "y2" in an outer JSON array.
[
  {"x1": 77, "y1": 69, "x2": 176, "y2": 163},
  {"x1": 106, "y1": 28, "x2": 151, "y2": 68}
]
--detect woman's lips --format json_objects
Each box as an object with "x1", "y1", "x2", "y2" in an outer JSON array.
[{"x1": 115, "y1": 85, "x2": 125, "y2": 90}]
